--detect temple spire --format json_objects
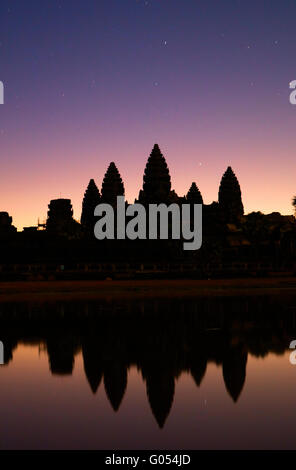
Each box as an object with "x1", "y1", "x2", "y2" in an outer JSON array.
[
  {"x1": 101, "y1": 162, "x2": 125, "y2": 206},
  {"x1": 81, "y1": 179, "x2": 101, "y2": 231},
  {"x1": 186, "y1": 182, "x2": 203, "y2": 204},
  {"x1": 218, "y1": 166, "x2": 244, "y2": 222},
  {"x1": 138, "y1": 144, "x2": 171, "y2": 204}
]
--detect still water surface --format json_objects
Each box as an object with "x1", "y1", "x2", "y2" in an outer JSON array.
[{"x1": 0, "y1": 294, "x2": 296, "y2": 449}]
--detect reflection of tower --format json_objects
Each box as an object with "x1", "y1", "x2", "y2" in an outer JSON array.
[
  {"x1": 82, "y1": 339, "x2": 103, "y2": 394},
  {"x1": 138, "y1": 144, "x2": 171, "y2": 204},
  {"x1": 190, "y1": 356, "x2": 207, "y2": 387},
  {"x1": 104, "y1": 363, "x2": 127, "y2": 411},
  {"x1": 144, "y1": 369, "x2": 175, "y2": 428},
  {"x1": 81, "y1": 179, "x2": 101, "y2": 233},
  {"x1": 46, "y1": 335, "x2": 76, "y2": 375},
  {"x1": 218, "y1": 166, "x2": 244, "y2": 222},
  {"x1": 222, "y1": 345, "x2": 248, "y2": 402},
  {"x1": 101, "y1": 162, "x2": 124, "y2": 207}
]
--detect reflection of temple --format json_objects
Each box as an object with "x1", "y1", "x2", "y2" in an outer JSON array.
[
  {"x1": 222, "y1": 343, "x2": 248, "y2": 402},
  {"x1": 104, "y1": 363, "x2": 127, "y2": 412},
  {"x1": 142, "y1": 367, "x2": 175, "y2": 428},
  {"x1": 46, "y1": 333, "x2": 79, "y2": 375},
  {"x1": 1, "y1": 295, "x2": 295, "y2": 427},
  {"x1": 82, "y1": 336, "x2": 103, "y2": 394}
]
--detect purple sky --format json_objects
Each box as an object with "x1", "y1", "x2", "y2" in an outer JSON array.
[{"x1": 0, "y1": 0, "x2": 296, "y2": 229}]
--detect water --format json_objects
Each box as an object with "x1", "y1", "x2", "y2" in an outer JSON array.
[{"x1": 0, "y1": 294, "x2": 296, "y2": 450}]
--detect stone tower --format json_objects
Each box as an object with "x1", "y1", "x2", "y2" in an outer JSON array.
[
  {"x1": 138, "y1": 144, "x2": 171, "y2": 204},
  {"x1": 0, "y1": 212, "x2": 17, "y2": 234},
  {"x1": 218, "y1": 166, "x2": 244, "y2": 222},
  {"x1": 81, "y1": 179, "x2": 101, "y2": 231},
  {"x1": 46, "y1": 198, "x2": 78, "y2": 236},
  {"x1": 101, "y1": 162, "x2": 124, "y2": 206},
  {"x1": 186, "y1": 182, "x2": 203, "y2": 204}
]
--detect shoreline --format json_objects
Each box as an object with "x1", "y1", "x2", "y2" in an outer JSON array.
[{"x1": 0, "y1": 277, "x2": 296, "y2": 302}]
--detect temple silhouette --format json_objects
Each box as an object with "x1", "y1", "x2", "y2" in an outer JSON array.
[
  {"x1": 1, "y1": 295, "x2": 295, "y2": 428},
  {"x1": 1, "y1": 144, "x2": 296, "y2": 279}
]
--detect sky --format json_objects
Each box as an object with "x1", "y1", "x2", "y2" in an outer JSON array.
[{"x1": 0, "y1": 0, "x2": 296, "y2": 230}]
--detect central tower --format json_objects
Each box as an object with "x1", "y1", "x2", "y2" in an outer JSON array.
[{"x1": 138, "y1": 144, "x2": 171, "y2": 204}]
